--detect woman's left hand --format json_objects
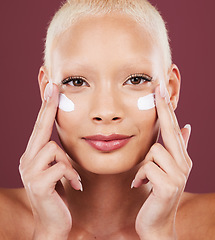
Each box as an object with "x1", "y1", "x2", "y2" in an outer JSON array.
[{"x1": 133, "y1": 85, "x2": 192, "y2": 240}]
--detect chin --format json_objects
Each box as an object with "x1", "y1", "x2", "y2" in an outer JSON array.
[{"x1": 67, "y1": 150, "x2": 144, "y2": 175}]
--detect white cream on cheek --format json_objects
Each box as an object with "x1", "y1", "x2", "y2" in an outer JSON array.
[
  {"x1": 58, "y1": 93, "x2": 155, "y2": 112},
  {"x1": 58, "y1": 93, "x2": 75, "y2": 112},
  {"x1": 137, "y1": 93, "x2": 155, "y2": 110}
]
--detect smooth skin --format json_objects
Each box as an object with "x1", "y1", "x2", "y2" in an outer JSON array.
[
  {"x1": 0, "y1": 13, "x2": 215, "y2": 240},
  {"x1": 1, "y1": 83, "x2": 214, "y2": 240},
  {"x1": 0, "y1": 87, "x2": 215, "y2": 240}
]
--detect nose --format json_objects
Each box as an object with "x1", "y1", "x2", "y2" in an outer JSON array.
[{"x1": 89, "y1": 88, "x2": 124, "y2": 124}]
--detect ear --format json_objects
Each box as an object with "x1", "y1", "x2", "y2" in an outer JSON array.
[
  {"x1": 38, "y1": 66, "x2": 49, "y2": 102},
  {"x1": 166, "y1": 64, "x2": 181, "y2": 110}
]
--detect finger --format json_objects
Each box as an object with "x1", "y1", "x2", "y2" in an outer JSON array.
[
  {"x1": 144, "y1": 143, "x2": 182, "y2": 177},
  {"x1": 132, "y1": 162, "x2": 184, "y2": 201},
  {"x1": 181, "y1": 124, "x2": 191, "y2": 149},
  {"x1": 25, "y1": 82, "x2": 59, "y2": 160},
  {"x1": 132, "y1": 161, "x2": 166, "y2": 189},
  {"x1": 29, "y1": 162, "x2": 83, "y2": 194},
  {"x1": 45, "y1": 162, "x2": 83, "y2": 191},
  {"x1": 155, "y1": 85, "x2": 191, "y2": 169},
  {"x1": 22, "y1": 141, "x2": 82, "y2": 189},
  {"x1": 27, "y1": 141, "x2": 74, "y2": 173},
  {"x1": 159, "y1": 85, "x2": 191, "y2": 153}
]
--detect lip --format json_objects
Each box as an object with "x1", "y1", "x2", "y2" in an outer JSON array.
[{"x1": 82, "y1": 134, "x2": 133, "y2": 152}]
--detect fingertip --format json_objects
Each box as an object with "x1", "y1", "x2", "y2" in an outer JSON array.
[
  {"x1": 43, "y1": 80, "x2": 59, "y2": 103},
  {"x1": 72, "y1": 168, "x2": 82, "y2": 182},
  {"x1": 184, "y1": 124, "x2": 191, "y2": 136},
  {"x1": 131, "y1": 178, "x2": 148, "y2": 189},
  {"x1": 155, "y1": 84, "x2": 167, "y2": 102},
  {"x1": 44, "y1": 81, "x2": 53, "y2": 101},
  {"x1": 70, "y1": 179, "x2": 83, "y2": 192},
  {"x1": 131, "y1": 179, "x2": 135, "y2": 189},
  {"x1": 52, "y1": 83, "x2": 60, "y2": 98},
  {"x1": 182, "y1": 124, "x2": 191, "y2": 148},
  {"x1": 155, "y1": 84, "x2": 171, "y2": 105},
  {"x1": 47, "y1": 82, "x2": 59, "y2": 107},
  {"x1": 52, "y1": 82, "x2": 59, "y2": 92},
  {"x1": 79, "y1": 181, "x2": 83, "y2": 192}
]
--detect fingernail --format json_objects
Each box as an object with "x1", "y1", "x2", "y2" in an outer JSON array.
[
  {"x1": 79, "y1": 180, "x2": 83, "y2": 192},
  {"x1": 72, "y1": 168, "x2": 82, "y2": 182},
  {"x1": 44, "y1": 80, "x2": 53, "y2": 101},
  {"x1": 77, "y1": 174, "x2": 81, "y2": 182},
  {"x1": 160, "y1": 82, "x2": 171, "y2": 104},
  {"x1": 184, "y1": 124, "x2": 191, "y2": 135},
  {"x1": 131, "y1": 179, "x2": 135, "y2": 189}
]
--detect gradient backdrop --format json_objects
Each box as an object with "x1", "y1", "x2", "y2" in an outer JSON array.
[{"x1": 0, "y1": 1, "x2": 214, "y2": 193}]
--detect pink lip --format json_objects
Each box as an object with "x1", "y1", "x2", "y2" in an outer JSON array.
[{"x1": 83, "y1": 134, "x2": 133, "y2": 152}]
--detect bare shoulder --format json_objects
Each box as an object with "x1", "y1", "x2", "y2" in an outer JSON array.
[
  {"x1": 176, "y1": 192, "x2": 215, "y2": 240},
  {"x1": 0, "y1": 188, "x2": 34, "y2": 239}
]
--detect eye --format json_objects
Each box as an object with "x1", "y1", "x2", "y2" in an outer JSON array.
[
  {"x1": 124, "y1": 74, "x2": 152, "y2": 85},
  {"x1": 62, "y1": 76, "x2": 89, "y2": 87}
]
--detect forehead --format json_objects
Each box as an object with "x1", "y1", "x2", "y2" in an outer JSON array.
[{"x1": 51, "y1": 13, "x2": 163, "y2": 77}]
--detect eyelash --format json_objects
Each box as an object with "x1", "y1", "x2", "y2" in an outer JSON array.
[
  {"x1": 62, "y1": 76, "x2": 89, "y2": 87},
  {"x1": 124, "y1": 73, "x2": 152, "y2": 85},
  {"x1": 61, "y1": 73, "x2": 152, "y2": 87}
]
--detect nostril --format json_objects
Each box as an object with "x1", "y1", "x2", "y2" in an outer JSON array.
[
  {"x1": 112, "y1": 117, "x2": 121, "y2": 121},
  {"x1": 93, "y1": 117, "x2": 102, "y2": 121},
  {"x1": 93, "y1": 116, "x2": 121, "y2": 122}
]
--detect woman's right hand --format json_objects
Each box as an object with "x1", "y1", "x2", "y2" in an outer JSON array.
[{"x1": 19, "y1": 82, "x2": 82, "y2": 240}]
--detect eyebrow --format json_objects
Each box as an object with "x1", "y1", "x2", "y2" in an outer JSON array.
[
  {"x1": 63, "y1": 57, "x2": 154, "y2": 72},
  {"x1": 119, "y1": 58, "x2": 154, "y2": 70}
]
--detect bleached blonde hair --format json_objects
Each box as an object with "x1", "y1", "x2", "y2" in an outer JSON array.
[{"x1": 44, "y1": 0, "x2": 172, "y2": 73}]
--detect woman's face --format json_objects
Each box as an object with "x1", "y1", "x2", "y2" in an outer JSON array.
[{"x1": 51, "y1": 13, "x2": 166, "y2": 174}]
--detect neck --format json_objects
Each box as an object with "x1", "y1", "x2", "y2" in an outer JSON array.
[{"x1": 62, "y1": 162, "x2": 152, "y2": 236}]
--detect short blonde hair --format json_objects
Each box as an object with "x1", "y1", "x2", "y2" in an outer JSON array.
[{"x1": 44, "y1": 0, "x2": 172, "y2": 73}]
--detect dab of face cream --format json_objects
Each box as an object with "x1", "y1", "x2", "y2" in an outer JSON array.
[
  {"x1": 58, "y1": 93, "x2": 75, "y2": 112},
  {"x1": 137, "y1": 93, "x2": 155, "y2": 110}
]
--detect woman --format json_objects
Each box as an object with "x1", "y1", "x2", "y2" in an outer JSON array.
[{"x1": 0, "y1": 0, "x2": 215, "y2": 239}]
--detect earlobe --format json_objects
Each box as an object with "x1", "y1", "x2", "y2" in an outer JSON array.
[
  {"x1": 167, "y1": 64, "x2": 181, "y2": 110},
  {"x1": 38, "y1": 66, "x2": 49, "y2": 102}
]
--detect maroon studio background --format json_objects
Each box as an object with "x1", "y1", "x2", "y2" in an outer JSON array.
[{"x1": 0, "y1": 1, "x2": 214, "y2": 193}]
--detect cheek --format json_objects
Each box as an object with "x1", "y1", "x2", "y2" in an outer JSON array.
[
  {"x1": 55, "y1": 106, "x2": 85, "y2": 159},
  {"x1": 124, "y1": 93, "x2": 158, "y2": 147},
  {"x1": 55, "y1": 95, "x2": 88, "y2": 138},
  {"x1": 122, "y1": 92, "x2": 156, "y2": 117},
  {"x1": 132, "y1": 105, "x2": 158, "y2": 139},
  {"x1": 132, "y1": 107, "x2": 159, "y2": 162},
  {"x1": 137, "y1": 93, "x2": 155, "y2": 111},
  {"x1": 58, "y1": 94, "x2": 75, "y2": 112}
]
